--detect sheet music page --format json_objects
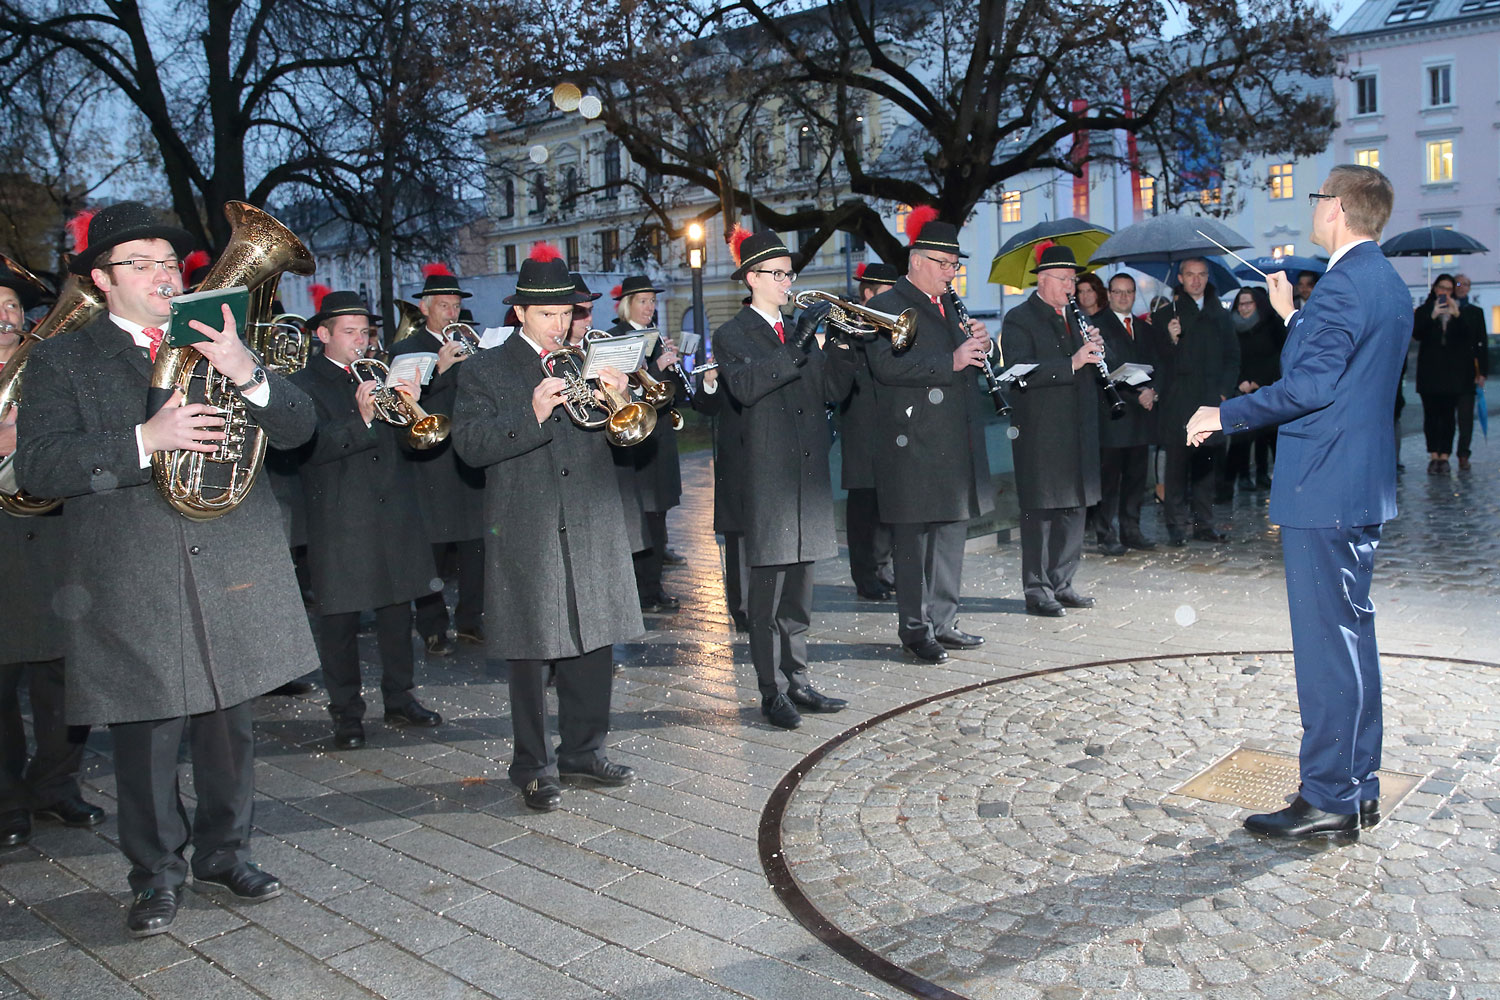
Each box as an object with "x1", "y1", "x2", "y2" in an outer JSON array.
[
  {"x1": 997, "y1": 363, "x2": 1038, "y2": 382},
  {"x1": 479, "y1": 326, "x2": 512, "y2": 349},
  {"x1": 1108, "y1": 362, "x2": 1154, "y2": 386},
  {"x1": 581, "y1": 333, "x2": 647, "y2": 379},
  {"x1": 678, "y1": 331, "x2": 701, "y2": 356},
  {"x1": 386, "y1": 352, "x2": 437, "y2": 386}
]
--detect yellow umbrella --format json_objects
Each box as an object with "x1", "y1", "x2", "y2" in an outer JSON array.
[{"x1": 989, "y1": 218, "x2": 1112, "y2": 288}]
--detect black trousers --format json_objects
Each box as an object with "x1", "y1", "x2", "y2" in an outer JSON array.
[
  {"x1": 892, "y1": 520, "x2": 967, "y2": 645},
  {"x1": 318, "y1": 602, "x2": 417, "y2": 720},
  {"x1": 0, "y1": 659, "x2": 86, "y2": 814},
  {"x1": 721, "y1": 531, "x2": 749, "y2": 626},
  {"x1": 633, "y1": 511, "x2": 670, "y2": 601},
  {"x1": 507, "y1": 645, "x2": 614, "y2": 785},
  {"x1": 747, "y1": 561, "x2": 813, "y2": 701},
  {"x1": 1097, "y1": 446, "x2": 1149, "y2": 544},
  {"x1": 1020, "y1": 506, "x2": 1085, "y2": 606},
  {"x1": 1457, "y1": 392, "x2": 1477, "y2": 458},
  {"x1": 1162, "y1": 441, "x2": 1222, "y2": 534},
  {"x1": 844, "y1": 487, "x2": 894, "y2": 592},
  {"x1": 1227, "y1": 429, "x2": 1276, "y2": 480},
  {"x1": 415, "y1": 539, "x2": 484, "y2": 638},
  {"x1": 111, "y1": 701, "x2": 255, "y2": 892}
]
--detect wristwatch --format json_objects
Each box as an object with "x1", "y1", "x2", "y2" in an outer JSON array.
[{"x1": 233, "y1": 366, "x2": 267, "y2": 393}]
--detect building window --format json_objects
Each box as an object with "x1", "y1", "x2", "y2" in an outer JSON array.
[
  {"x1": 645, "y1": 168, "x2": 662, "y2": 193},
  {"x1": 894, "y1": 204, "x2": 912, "y2": 235},
  {"x1": 1268, "y1": 163, "x2": 1294, "y2": 200},
  {"x1": 498, "y1": 177, "x2": 515, "y2": 219},
  {"x1": 1433, "y1": 252, "x2": 1454, "y2": 266},
  {"x1": 1272, "y1": 244, "x2": 1295, "y2": 259},
  {"x1": 529, "y1": 171, "x2": 547, "y2": 215},
  {"x1": 1072, "y1": 175, "x2": 1089, "y2": 219},
  {"x1": 1137, "y1": 176, "x2": 1155, "y2": 214},
  {"x1": 598, "y1": 230, "x2": 619, "y2": 271},
  {"x1": 1197, "y1": 187, "x2": 1222, "y2": 208},
  {"x1": 562, "y1": 167, "x2": 578, "y2": 213},
  {"x1": 797, "y1": 204, "x2": 816, "y2": 258},
  {"x1": 797, "y1": 126, "x2": 817, "y2": 171},
  {"x1": 1000, "y1": 190, "x2": 1021, "y2": 223},
  {"x1": 1354, "y1": 148, "x2": 1381, "y2": 169},
  {"x1": 953, "y1": 264, "x2": 967, "y2": 298},
  {"x1": 1426, "y1": 64, "x2": 1453, "y2": 107},
  {"x1": 1426, "y1": 140, "x2": 1454, "y2": 183},
  {"x1": 1354, "y1": 75, "x2": 1378, "y2": 115},
  {"x1": 602, "y1": 140, "x2": 621, "y2": 200},
  {"x1": 565, "y1": 236, "x2": 580, "y2": 271},
  {"x1": 503, "y1": 245, "x2": 517, "y2": 272}
]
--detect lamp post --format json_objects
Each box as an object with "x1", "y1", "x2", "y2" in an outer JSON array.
[{"x1": 686, "y1": 221, "x2": 707, "y2": 367}]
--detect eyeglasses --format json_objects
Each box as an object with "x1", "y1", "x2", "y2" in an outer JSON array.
[
  {"x1": 1307, "y1": 192, "x2": 1338, "y2": 204},
  {"x1": 104, "y1": 258, "x2": 182, "y2": 274},
  {"x1": 751, "y1": 269, "x2": 796, "y2": 283},
  {"x1": 919, "y1": 254, "x2": 963, "y2": 273}
]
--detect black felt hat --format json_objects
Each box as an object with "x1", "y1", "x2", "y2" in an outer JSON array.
[
  {"x1": 571, "y1": 272, "x2": 602, "y2": 302},
  {"x1": 0, "y1": 255, "x2": 50, "y2": 310},
  {"x1": 855, "y1": 262, "x2": 899, "y2": 287},
  {"x1": 728, "y1": 225, "x2": 792, "y2": 281},
  {"x1": 612, "y1": 274, "x2": 663, "y2": 299},
  {"x1": 1029, "y1": 243, "x2": 1087, "y2": 274},
  {"x1": 307, "y1": 286, "x2": 378, "y2": 331},
  {"x1": 504, "y1": 245, "x2": 591, "y2": 306},
  {"x1": 904, "y1": 205, "x2": 967, "y2": 259},
  {"x1": 67, "y1": 203, "x2": 195, "y2": 276},
  {"x1": 414, "y1": 263, "x2": 472, "y2": 299}
]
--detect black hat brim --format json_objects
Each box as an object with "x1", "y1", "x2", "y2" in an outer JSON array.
[
  {"x1": 503, "y1": 289, "x2": 593, "y2": 307},
  {"x1": 307, "y1": 307, "x2": 380, "y2": 331},
  {"x1": 69, "y1": 223, "x2": 195, "y2": 276},
  {"x1": 415, "y1": 287, "x2": 474, "y2": 299},
  {"x1": 1030, "y1": 262, "x2": 1088, "y2": 275}
]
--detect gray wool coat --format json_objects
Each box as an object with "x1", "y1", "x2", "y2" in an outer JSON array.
[
  {"x1": 285, "y1": 357, "x2": 438, "y2": 616},
  {"x1": 0, "y1": 508, "x2": 66, "y2": 664},
  {"x1": 14, "y1": 314, "x2": 319, "y2": 725},
  {"x1": 451, "y1": 333, "x2": 643, "y2": 661},
  {"x1": 712, "y1": 306, "x2": 855, "y2": 568}
]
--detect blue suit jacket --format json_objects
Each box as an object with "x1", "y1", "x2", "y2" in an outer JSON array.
[{"x1": 1220, "y1": 241, "x2": 1412, "y2": 529}]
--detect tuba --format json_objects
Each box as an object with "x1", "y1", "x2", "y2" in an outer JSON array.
[
  {"x1": 349, "y1": 357, "x2": 450, "y2": 449},
  {"x1": 0, "y1": 258, "x2": 107, "y2": 516},
  {"x1": 542, "y1": 346, "x2": 656, "y2": 446},
  {"x1": 247, "y1": 312, "x2": 310, "y2": 373},
  {"x1": 792, "y1": 289, "x2": 917, "y2": 350},
  {"x1": 150, "y1": 201, "x2": 316, "y2": 520}
]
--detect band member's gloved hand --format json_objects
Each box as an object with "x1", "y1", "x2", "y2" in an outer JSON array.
[{"x1": 792, "y1": 299, "x2": 832, "y2": 363}]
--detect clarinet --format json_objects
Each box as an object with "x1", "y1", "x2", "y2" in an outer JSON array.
[
  {"x1": 948, "y1": 282, "x2": 1012, "y2": 416},
  {"x1": 1067, "y1": 294, "x2": 1127, "y2": 419}
]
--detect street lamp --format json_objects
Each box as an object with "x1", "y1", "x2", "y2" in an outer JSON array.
[{"x1": 686, "y1": 221, "x2": 707, "y2": 366}]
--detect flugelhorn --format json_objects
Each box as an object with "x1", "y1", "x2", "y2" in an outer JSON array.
[
  {"x1": 583, "y1": 329, "x2": 681, "y2": 430},
  {"x1": 443, "y1": 321, "x2": 480, "y2": 357},
  {"x1": 350, "y1": 357, "x2": 450, "y2": 449},
  {"x1": 541, "y1": 347, "x2": 656, "y2": 446},
  {"x1": 792, "y1": 289, "x2": 917, "y2": 351}
]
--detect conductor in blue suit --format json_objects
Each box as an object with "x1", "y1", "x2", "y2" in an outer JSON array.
[{"x1": 1186, "y1": 165, "x2": 1412, "y2": 842}]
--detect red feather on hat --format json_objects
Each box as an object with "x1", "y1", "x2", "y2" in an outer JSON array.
[
  {"x1": 182, "y1": 249, "x2": 210, "y2": 276},
  {"x1": 529, "y1": 242, "x2": 562, "y2": 263},
  {"x1": 421, "y1": 262, "x2": 454, "y2": 278},
  {"x1": 855, "y1": 262, "x2": 868, "y2": 280},
  {"x1": 65, "y1": 210, "x2": 95, "y2": 255},
  {"x1": 728, "y1": 224, "x2": 752, "y2": 266},
  {"x1": 1033, "y1": 239, "x2": 1056, "y2": 263},
  {"x1": 308, "y1": 283, "x2": 332, "y2": 313},
  {"x1": 610, "y1": 284, "x2": 623, "y2": 300},
  {"x1": 905, "y1": 205, "x2": 939, "y2": 244}
]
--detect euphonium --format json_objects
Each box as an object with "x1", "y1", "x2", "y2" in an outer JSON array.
[
  {"x1": 247, "y1": 312, "x2": 309, "y2": 373},
  {"x1": 792, "y1": 289, "x2": 918, "y2": 350},
  {"x1": 0, "y1": 259, "x2": 106, "y2": 516},
  {"x1": 150, "y1": 201, "x2": 316, "y2": 520},
  {"x1": 349, "y1": 357, "x2": 450, "y2": 449},
  {"x1": 541, "y1": 347, "x2": 656, "y2": 446}
]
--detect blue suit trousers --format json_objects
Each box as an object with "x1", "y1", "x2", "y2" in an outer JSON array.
[{"x1": 1281, "y1": 524, "x2": 1384, "y2": 814}]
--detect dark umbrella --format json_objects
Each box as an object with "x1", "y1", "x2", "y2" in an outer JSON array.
[
  {"x1": 1130, "y1": 256, "x2": 1239, "y2": 295},
  {"x1": 1380, "y1": 226, "x2": 1489, "y2": 257},
  {"x1": 1230, "y1": 255, "x2": 1327, "y2": 283},
  {"x1": 1089, "y1": 214, "x2": 1251, "y2": 266}
]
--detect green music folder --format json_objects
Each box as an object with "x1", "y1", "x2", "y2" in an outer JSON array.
[{"x1": 166, "y1": 285, "x2": 250, "y2": 347}]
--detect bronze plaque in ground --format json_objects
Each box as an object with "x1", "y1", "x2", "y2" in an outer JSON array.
[{"x1": 1174, "y1": 747, "x2": 1424, "y2": 813}]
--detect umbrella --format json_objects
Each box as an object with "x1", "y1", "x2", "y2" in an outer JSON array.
[
  {"x1": 1129, "y1": 256, "x2": 1240, "y2": 295},
  {"x1": 1230, "y1": 255, "x2": 1327, "y2": 283},
  {"x1": 1380, "y1": 226, "x2": 1489, "y2": 258},
  {"x1": 1089, "y1": 214, "x2": 1251, "y2": 266},
  {"x1": 1478, "y1": 383, "x2": 1489, "y2": 439},
  {"x1": 989, "y1": 218, "x2": 1113, "y2": 288}
]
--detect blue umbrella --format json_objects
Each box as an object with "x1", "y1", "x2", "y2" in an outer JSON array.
[
  {"x1": 1478, "y1": 384, "x2": 1488, "y2": 439},
  {"x1": 1128, "y1": 256, "x2": 1240, "y2": 294},
  {"x1": 1231, "y1": 255, "x2": 1327, "y2": 283}
]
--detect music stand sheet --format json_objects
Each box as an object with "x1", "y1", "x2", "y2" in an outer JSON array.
[{"x1": 581, "y1": 334, "x2": 647, "y2": 379}]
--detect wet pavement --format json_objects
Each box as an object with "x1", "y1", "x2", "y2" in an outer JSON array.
[{"x1": 1, "y1": 426, "x2": 1496, "y2": 1000}]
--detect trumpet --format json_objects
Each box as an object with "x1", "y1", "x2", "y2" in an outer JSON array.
[
  {"x1": 792, "y1": 289, "x2": 917, "y2": 351},
  {"x1": 541, "y1": 346, "x2": 656, "y2": 446},
  {"x1": 443, "y1": 321, "x2": 480, "y2": 357},
  {"x1": 350, "y1": 358, "x2": 450, "y2": 449}
]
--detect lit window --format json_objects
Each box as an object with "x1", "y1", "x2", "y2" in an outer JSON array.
[
  {"x1": 1269, "y1": 163, "x2": 1294, "y2": 200},
  {"x1": 1137, "y1": 177, "x2": 1155, "y2": 214},
  {"x1": 1354, "y1": 148, "x2": 1381, "y2": 169},
  {"x1": 953, "y1": 265, "x2": 967, "y2": 298},
  {"x1": 1354, "y1": 75, "x2": 1378, "y2": 115},
  {"x1": 1492, "y1": 304, "x2": 1500, "y2": 335},
  {"x1": 1272, "y1": 244, "x2": 1295, "y2": 259},
  {"x1": 1434, "y1": 254, "x2": 1455, "y2": 266},
  {"x1": 1001, "y1": 190, "x2": 1021, "y2": 224},
  {"x1": 1198, "y1": 187, "x2": 1222, "y2": 208},
  {"x1": 1002, "y1": 284, "x2": 1024, "y2": 295},
  {"x1": 1426, "y1": 64, "x2": 1452, "y2": 107},
  {"x1": 895, "y1": 204, "x2": 911, "y2": 235},
  {"x1": 1426, "y1": 140, "x2": 1453, "y2": 183}
]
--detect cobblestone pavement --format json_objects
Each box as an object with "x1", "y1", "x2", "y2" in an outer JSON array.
[{"x1": 1, "y1": 428, "x2": 1496, "y2": 1000}]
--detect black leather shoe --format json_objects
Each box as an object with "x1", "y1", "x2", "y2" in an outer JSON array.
[
  {"x1": 385, "y1": 700, "x2": 442, "y2": 728},
  {"x1": 787, "y1": 686, "x2": 847, "y2": 713},
  {"x1": 762, "y1": 693, "x2": 803, "y2": 730},
  {"x1": 901, "y1": 638, "x2": 949, "y2": 663},
  {"x1": 194, "y1": 863, "x2": 282, "y2": 902},
  {"x1": 333, "y1": 718, "x2": 365, "y2": 750},
  {"x1": 1122, "y1": 536, "x2": 1157, "y2": 551},
  {"x1": 521, "y1": 777, "x2": 562, "y2": 811},
  {"x1": 661, "y1": 548, "x2": 686, "y2": 566},
  {"x1": 730, "y1": 615, "x2": 750, "y2": 634},
  {"x1": 33, "y1": 796, "x2": 105, "y2": 828},
  {"x1": 267, "y1": 679, "x2": 316, "y2": 696},
  {"x1": 1193, "y1": 528, "x2": 1229, "y2": 542},
  {"x1": 935, "y1": 628, "x2": 984, "y2": 649},
  {"x1": 559, "y1": 758, "x2": 636, "y2": 786},
  {"x1": 0, "y1": 809, "x2": 31, "y2": 848},
  {"x1": 1243, "y1": 796, "x2": 1359, "y2": 842},
  {"x1": 641, "y1": 594, "x2": 681, "y2": 613},
  {"x1": 1099, "y1": 541, "x2": 1128, "y2": 556},
  {"x1": 1360, "y1": 799, "x2": 1380, "y2": 829},
  {"x1": 1055, "y1": 590, "x2": 1095, "y2": 609},
  {"x1": 1025, "y1": 601, "x2": 1065, "y2": 617},
  {"x1": 455, "y1": 626, "x2": 485, "y2": 645},
  {"x1": 424, "y1": 634, "x2": 456, "y2": 657},
  {"x1": 856, "y1": 585, "x2": 893, "y2": 601},
  {"x1": 1167, "y1": 532, "x2": 1187, "y2": 547},
  {"x1": 127, "y1": 886, "x2": 181, "y2": 938}
]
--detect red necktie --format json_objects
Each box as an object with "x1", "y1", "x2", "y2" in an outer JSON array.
[
  {"x1": 142, "y1": 327, "x2": 164, "y2": 362},
  {"x1": 1124, "y1": 316, "x2": 1133, "y2": 337},
  {"x1": 930, "y1": 295, "x2": 945, "y2": 317},
  {"x1": 774, "y1": 320, "x2": 785, "y2": 343}
]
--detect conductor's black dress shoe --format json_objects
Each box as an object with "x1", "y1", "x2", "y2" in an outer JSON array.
[
  {"x1": 1243, "y1": 796, "x2": 1360, "y2": 842},
  {"x1": 195, "y1": 863, "x2": 282, "y2": 901},
  {"x1": 1360, "y1": 798, "x2": 1380, "y2": 828},
  {"x1": 788, "y1": 686, "x2": 847, "y2": 713},
  {"x1": 521, "y1": 777, "x2": 562, "y2": 811},
  {"x1": 901, "y1": 638, "x2": 949, "y2": 663},
  {"x1": 559, "y1": 758, "x2": 636, "y2": 786},
  {"x1": 935, "y1": 628, "x2": 984, "y2": 649},
  {"x1": 385, "y1": 700, "x2": 442, "y2": 727},
  {"x1": 34, "y1": 796, "x2": 105, "y2": 828},
  {"x1": 762, "y1": 693, "x2": 803, "y2": 730},
  {"x1": 126, "y1": 886, "x2": 181, "y2": 938},
  {"x1": 0, "y1": 810, "x2": 31, "y2": 848}
]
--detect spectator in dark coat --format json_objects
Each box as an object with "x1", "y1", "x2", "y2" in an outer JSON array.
[
  {"x1": 1225, "y1": 286, "x2": 1285, "y2": 493},
  {"x1": 1090, "y1": 272, "x2": 1158, "y2": 554},
  {"x1": 1414, "y1": 273, "x2": 1489, "y2": 473}
]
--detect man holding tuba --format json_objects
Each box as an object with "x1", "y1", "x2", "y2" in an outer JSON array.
[
  {"x1": 14, "y1": 203, "x2": 319, "y2": 938},
  {"x1": 452, "y1": 243, "x2": 642, "y2": 812},
  {"x1": 287, "y1": 290, "x2": 444, "y2": 750}
]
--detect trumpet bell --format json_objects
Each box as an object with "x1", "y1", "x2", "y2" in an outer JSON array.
[{"x1": 890, "y1": 308, "x2": 918, "y2": 351}]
